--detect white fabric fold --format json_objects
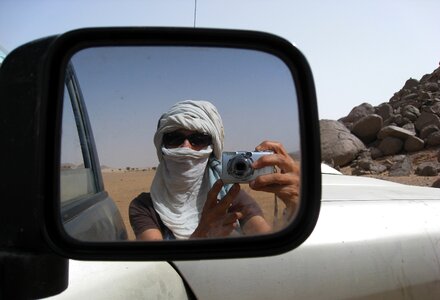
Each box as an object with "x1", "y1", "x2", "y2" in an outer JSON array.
[
  {"x1": 150, "y1": 100, "x2": 225, "y2": 239},
  {"x1": 151, "y1": 146, "x2": 213, "y2": 239}
]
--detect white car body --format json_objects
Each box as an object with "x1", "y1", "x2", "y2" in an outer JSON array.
[
  {"x1": 51, "y1": 165, "x2": 440, "y2": 299},
  {"x1": 47, "y1": 261, "x2": 190, "y2": 299}
]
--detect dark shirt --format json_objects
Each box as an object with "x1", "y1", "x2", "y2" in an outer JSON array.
[{"x1": 129, "y1": 190, "x2": 264, "y2": 239}]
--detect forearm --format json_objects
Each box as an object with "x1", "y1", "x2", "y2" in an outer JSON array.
[{"x1": 242, "y1": 215, "x2": 272, "y2": 235}]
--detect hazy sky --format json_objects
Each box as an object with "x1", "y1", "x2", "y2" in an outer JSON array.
[
  {"x1": 2, "y1": 0, "x2": 440, "y2": 166},
  {"x1": 2, "y1": 0, "x2": 439, "y2": 120}
]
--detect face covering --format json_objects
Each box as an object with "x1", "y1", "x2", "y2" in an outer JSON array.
[{"x1": 150, "y1": 146, "x2": 213, "y2": 239}]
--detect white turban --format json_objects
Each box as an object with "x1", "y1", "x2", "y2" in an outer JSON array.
[
  {"x1": 154, "y1": 100, "x2": 224, "y2": 160},
  {"x1": 150, "y1": 100, "x2": 225, "y2": 239}
]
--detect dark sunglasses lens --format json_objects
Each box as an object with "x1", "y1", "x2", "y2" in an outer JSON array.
[
  {"x1": 163, "y1": 132, "x2": 212, "y2": 148},
  {"x1": 163, "y1": 132, "x2": 186, "y2": 147},
  {"x1": 188, "y1": 134, "x2": 212, "y2": 146}
]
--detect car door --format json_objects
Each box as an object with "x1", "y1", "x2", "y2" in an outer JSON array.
[{"x1": 60, "y1": 63, "x2": 127, "y2": 241}]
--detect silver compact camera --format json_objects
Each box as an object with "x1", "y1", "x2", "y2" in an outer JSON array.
[{"x1": 221, "y1": 151, "x2": 274, "y2": 184}]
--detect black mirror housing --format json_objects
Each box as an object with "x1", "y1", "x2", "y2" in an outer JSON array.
[{"x1": 0, "y1": 28, "x2": 321, "y2": 263}]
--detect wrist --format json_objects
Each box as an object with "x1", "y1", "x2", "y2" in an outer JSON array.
[{"x1": 191, "y1": 226, "x2": 208, "y2": 238}]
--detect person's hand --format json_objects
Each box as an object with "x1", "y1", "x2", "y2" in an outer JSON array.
[
  {"x1": 191, "y1": 180, "x2": 242, "y2": 238},
  {"x1": 249, "y1": 141, "x2": 300, "y2": 220}
]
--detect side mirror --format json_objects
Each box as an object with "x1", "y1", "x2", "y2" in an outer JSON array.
[{"x1": 0, "y1": 28, "x2": 321, "y2": 262}]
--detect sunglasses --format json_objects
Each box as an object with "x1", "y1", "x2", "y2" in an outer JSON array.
[{"x1": 162, "y1": 131, "x2": 212, "y2": 148}]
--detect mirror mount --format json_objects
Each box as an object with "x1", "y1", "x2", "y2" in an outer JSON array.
[
  {"x1": 0, "y1": 37, "x2": 69, "y2": 298},
  {"x1": 0, "y1": 252, "x2": 68, "y2": 299},
  {"x1": 1, "y1": 27, "x2": 321, "y2": 263}
]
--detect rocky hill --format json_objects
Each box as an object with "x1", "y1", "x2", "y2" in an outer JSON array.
[{"x1": 321, "y1": 65, "x2": 440, "y2": 187}]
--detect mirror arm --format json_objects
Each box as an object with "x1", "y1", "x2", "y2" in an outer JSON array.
[
  {"x1": 0, "y1": 38, "x2": 69, "y2": 298},
  {"x1": 0, "y1": 252, "x2": 68, "y2": 299}
]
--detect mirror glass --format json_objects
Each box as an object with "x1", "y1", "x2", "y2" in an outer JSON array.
[{"x1": 60, "y1": 46, "x2": 301, "y2": 242}]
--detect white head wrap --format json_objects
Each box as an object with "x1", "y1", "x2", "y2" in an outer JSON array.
[
  {"x1": 154, "y1": 100, "x2": 224, "y2": 160},
  {"x1": 150, "y1": 100, "x2": 225, "y2": 239}
]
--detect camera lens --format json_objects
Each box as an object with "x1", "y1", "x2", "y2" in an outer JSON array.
[
  {"x1": 235, "y1": 162, "x2": 246, "y2": 171},
  {"x1": 227, "y1": 153, "x2": 254, "y2": 179}
]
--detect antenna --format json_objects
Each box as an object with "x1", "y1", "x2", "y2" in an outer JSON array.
[{"x1": 193, "y1": 0, "x2": 197, "y2": 28}]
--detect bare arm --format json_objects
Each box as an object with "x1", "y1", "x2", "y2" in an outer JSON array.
[
  {"x1": 136, "y1": 228, "x2": 163, "y2": 241},
  {"x1": 242, "y1": 215, "x2": 272, "y2": 235}
]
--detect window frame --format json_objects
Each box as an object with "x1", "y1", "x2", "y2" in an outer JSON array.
[{"x1": 60, "y1": 63, "x2": 106, "y2": 220}]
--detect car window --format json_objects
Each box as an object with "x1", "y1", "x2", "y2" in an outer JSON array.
[{"x1": 60, "y1": 84, "x2": 98, "y2": 204}]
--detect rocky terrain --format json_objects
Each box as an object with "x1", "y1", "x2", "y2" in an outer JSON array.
[{"x1": 320, "y1": 65, "x2": 440, "y2": 188}]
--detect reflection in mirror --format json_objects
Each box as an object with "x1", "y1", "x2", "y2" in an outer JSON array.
[{"x1": 61, "y1": 46, "x2": 301, "y2": 242}]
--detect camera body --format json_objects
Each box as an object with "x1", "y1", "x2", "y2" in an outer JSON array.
[{"x1": 221, "y1": 151, "x2": 274, "y2": 184}]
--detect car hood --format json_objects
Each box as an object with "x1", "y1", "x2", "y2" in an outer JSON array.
[
  {"x1": 322, "y1": 172, "x2": 440, "y2": 201},
  {"x1": 174, "y1": 168, "x2": 440, "y2": 300}
]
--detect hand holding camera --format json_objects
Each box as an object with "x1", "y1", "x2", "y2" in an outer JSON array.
[
  {"x1": 218, "y1": 141, "x2": 299, "y2": 226},
  {"x1": 221, "y1": 151, "x2": 274, "y2": 184},
  {"x1": 247, "y1": 141, "x2": 300, "y2": 220}
]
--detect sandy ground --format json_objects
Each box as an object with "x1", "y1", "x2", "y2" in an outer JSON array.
[{"x1": 102, "y1": 170, "x2": 284, "y2": 240}]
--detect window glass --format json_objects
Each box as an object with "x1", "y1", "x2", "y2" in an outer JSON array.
[{"x1": 60, "y1": 86, "x2": 97, "y2": 203}]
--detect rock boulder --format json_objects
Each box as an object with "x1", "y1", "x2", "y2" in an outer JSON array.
[{"x1": 320, "y1": 119, "x2": 366, "y2": 167}]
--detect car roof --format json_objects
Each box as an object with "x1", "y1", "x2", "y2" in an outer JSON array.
[{"x1": 321, "y1": 163, "x2": 342, "y2": 175}]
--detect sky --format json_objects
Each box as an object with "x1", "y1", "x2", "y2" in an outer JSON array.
[
  {"x1": 2, "y1": 0, "x2": 440, "y2": 167},
  {"x1": 61, "y1": 46, "x2": 299, "y2": 167},
  {"x1": 2, "y1": 0, "x2": 439, "y2": 120}
]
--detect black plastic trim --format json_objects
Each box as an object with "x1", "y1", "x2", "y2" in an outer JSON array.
[
  {"x1": 168, "y1": 261, "x2": 198, "y2": 300},
  {"x1": 39, "y1": 27, "x2": 321, "y2": 260}
]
